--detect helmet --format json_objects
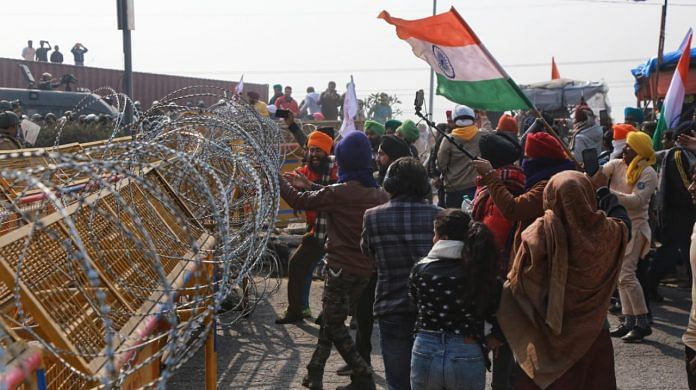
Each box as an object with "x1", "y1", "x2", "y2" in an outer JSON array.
[
  {"x1": 453, "y1": 105, "x2": 475, "y2": 127},
  {"x1": 0, "y1": 101, "x2": 11, "y2": 111},
  {"x1": 41, "y1": 72, "x2": 52, "y2": 80},
  {"x1": 85, "y1": 114, "x2": 97, "y2": 123},
  {"x1": 31, "y1": 113, "x2": 42, "y2": 122},
  {"x1": 0, "y1": 111, "x2": 19, "y2": 129}
]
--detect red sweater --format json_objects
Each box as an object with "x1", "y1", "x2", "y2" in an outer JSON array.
[{"x1": 295, "y1": 164, "x2": 338, "y2": 230}]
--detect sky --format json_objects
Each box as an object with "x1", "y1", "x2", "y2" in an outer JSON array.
[{"x1": 2, "y1": 0, "x2": 695, "y2": 123}]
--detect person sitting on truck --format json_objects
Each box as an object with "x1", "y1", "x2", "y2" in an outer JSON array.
[
  {"x1": 0, "y1": 111, "x2": 23, "y2": 150},
  {"x1": 37, "y1": 73, "x2": 59, "y2": 90},
  {"x1": 247, "y1": 91, "x2": 269, "y2": 117},
  {"x1": 275, "y1": 86, "x2": 300, "y2": 116}
]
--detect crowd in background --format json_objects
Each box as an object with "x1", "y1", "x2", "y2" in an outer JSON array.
[
  {"x1": 246, "y1": 81, "x2": 400, "y2": 125},
  {"x1": 267, "y1": 94, "x2": 696, "y2": 390},
  {"x1": 21, "y1": 40, "x2": 88, "y2": 66}
]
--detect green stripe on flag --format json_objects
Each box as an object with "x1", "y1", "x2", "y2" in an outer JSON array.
[
  {"x1": 653, "y1": 112, "x2": 667, "y2": 151},
  {"x1": 436, "y1": 74, "x2": 531, "y2": 111}
]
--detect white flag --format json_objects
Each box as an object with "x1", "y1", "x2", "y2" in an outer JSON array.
[
  {"x1": 234, "y1": 74, "x2": 244, "y2": 95},
  {"x1": 340, "y1": 75, "x2": 358, "y2": 137},
  {"x1": 21, "y1": 119, "x2": 40, "y2": 145}
]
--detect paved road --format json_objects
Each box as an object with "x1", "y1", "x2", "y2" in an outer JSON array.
[{"x1": 170, "y1": 279, "x2": 691, "y2": 389}]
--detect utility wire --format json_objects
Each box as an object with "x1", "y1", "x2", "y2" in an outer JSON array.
[{"x1": 165, "y1": 57, "x2": 647, "y2": 76}]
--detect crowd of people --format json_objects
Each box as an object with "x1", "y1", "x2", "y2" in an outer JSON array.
[
  {"x1": 269, "y1": 97, "x2": 696, "y2": 389},
  {"x1": 248, "y1": 81, "x2": 400, "y2": 124},
  {"x1": 21, "y1": 40, "x2": 88, "y2": 66}
]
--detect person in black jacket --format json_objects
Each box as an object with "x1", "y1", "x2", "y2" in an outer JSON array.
[
  {"x1": 50, "y1": 45, "x2": 63, "y2": 64},
  {"x1": 409, "y1": 209, "x2": 501, "y2": 390}
]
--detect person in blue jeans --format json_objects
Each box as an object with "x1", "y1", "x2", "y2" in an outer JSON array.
[
  {"x1": 409, "y1": 208, "x2": 501, "y2": 390},
  {"x1": 361, "y1": 157, "x2": 441, "y2": 389}
]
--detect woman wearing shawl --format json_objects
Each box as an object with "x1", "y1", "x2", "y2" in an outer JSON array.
[
  {"x1": 597, "y1": 131, "x2": 658, "y2": 342},
  {"x1": 498, "y1": 171, "x2": 631, "y2": 389}
]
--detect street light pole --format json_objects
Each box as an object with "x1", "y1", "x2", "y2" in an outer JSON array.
[{"x1": 117, "y1": 0, "x2": 134, "y2": 124}]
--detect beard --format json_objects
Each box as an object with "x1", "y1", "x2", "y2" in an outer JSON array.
[{"x1": 308, "y1": 156, "x2": 330, "y2": 174}]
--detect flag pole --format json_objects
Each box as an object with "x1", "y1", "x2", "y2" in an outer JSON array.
[
  {"x1": 448, "y1": 7, "x2": 574, "y2": 158},
  {"x1": 427, "y1": 0, "x2": 437, "y2": 121}
]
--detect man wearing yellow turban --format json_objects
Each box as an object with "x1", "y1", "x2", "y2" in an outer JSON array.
[{"x1": 595, "y1": 131, "x2": 658, "y2": 342}]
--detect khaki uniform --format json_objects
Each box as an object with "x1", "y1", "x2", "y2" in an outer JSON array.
[
  {"x1": 603, "y1": 159, "x2": 658, "y2": 316},
  {"x1": 0, "y1": 134, "x2": 21, "y2": 151}
]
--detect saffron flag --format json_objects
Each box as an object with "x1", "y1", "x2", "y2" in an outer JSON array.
[
  {"x1": 340, "y1": 76, "x2": 358, "y2": 137},
  {"x1": 551, "y1": 57, "x2": 561, "y2": 80},
  {"x1": 653, "y1": 28, "x2": 693, "y2": 150},
  {"x1": 379, "y1": 8, "x2": 532, "y2": 111}
]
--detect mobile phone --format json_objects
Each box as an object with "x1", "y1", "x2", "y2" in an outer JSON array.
[
  {"x1": 582, "y1": 148, "x2": 600, "y2": 177},
  {"x1": 275, "y1": 109, "x2": 290, "y2": 119},
  {"x1": 414, "y1": 90, "x2": 425, "y2": 111},
  {"x1": 446, "y1": 110, "x2": 452, "y2": 122}
]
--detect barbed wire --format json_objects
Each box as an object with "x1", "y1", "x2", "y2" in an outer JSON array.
[{"x1": 0, "y1": 86, "x2": 282, "y2": 388}]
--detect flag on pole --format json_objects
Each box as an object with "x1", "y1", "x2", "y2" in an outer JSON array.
[
  {"x1": 653, "y1": 28, "x2": 693, "y2": 150},
  {"x1": 379, "y1": 8, "x2": 532, "y2": 111},
  {"x1": 551, "y1": 57, "x2": 561, "y2": 80},
  {"x1": 234, "y1": 74, "x2": 244, "y2": 95},
  {"x1": 340, "y1": 76, "x2": 358, "y2": 137}
]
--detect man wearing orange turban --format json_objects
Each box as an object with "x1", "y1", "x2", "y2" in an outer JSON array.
[{"x1": 276, "y1": 131, "x2": 337, "y2": 324}]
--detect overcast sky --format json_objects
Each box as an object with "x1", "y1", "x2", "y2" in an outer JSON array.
[{"x1": 2, "y1": 0, "x2": 695, "y2": 122}]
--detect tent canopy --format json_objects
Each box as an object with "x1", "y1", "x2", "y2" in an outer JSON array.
[{"x1": 519, "y1": 78, "x2": 609, "y2": 114}]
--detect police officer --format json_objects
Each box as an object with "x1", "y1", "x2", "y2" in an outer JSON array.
[{"x1": 0, "y1": 111, "x2": 23, "y2": 150}]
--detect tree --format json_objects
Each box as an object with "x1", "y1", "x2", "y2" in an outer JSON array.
[{"x1": 365, "y1": 92, "x2": 402, "y2": 121}]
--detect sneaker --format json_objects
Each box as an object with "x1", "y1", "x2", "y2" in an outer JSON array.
[
  {"x1": 302, "y1": 308, "x2": 313, "y2": 319},
  {"x1": 622, "y1": 326, "x2": 652, "y2": 343}
]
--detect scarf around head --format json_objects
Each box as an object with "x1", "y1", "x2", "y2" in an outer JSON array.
[
  {"x1": 625, "y1": 131, "x2": 656, "y2": 185},
  {"x1": 521, "y1": 157, "x2": 576, "y2": 190},
  {"x1": 335, "y1": 131, "x2": 379, "y2": 188},
  {"x1": 497, "y1": 171, "x2": 628, "y2": 388}
]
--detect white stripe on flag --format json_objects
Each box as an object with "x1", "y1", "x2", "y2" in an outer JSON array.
[{"x1": 405, "y1": 38, "x2": 503, "y2": 82}]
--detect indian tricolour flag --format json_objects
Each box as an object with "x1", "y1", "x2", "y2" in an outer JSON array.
[
  {"x1": 379, "y1": 8, "x2": 532, "y2": 111},
  {"x1": 653, "y1": 28, "x2": 693, "y2": 150}
]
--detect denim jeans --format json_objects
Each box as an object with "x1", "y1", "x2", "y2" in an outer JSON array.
[
  {"x1": 378, "y1": 314, "x2": 416, "y2": 390},
  {"x1": 411, "y1": 331, "x2": 485, "y2": 390}
]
